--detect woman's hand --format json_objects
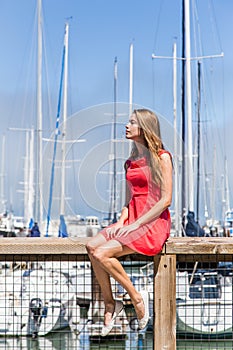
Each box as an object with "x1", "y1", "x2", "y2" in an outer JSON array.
[
  {"x1": 106, "y1": 222, "x2": 123, "y2": 236},
  {"x1": 106, "y1": 222, "x2": 140, "y2": 238}
]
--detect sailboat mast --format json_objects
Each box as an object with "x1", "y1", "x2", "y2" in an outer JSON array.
[
  {"x1": 24, "y1": 130, "x2": 35, "y2": 224},
  {"x1": 0, "y1": 135, "x2": 6, "y2": 213},
  {"x1": 28, "y1": 130, "x2": 35, "y2": 223},
  {"x1": 24, "y1": 132, "x2": 29, "y2": 221},
  {"x1": 46, "y1": 23, "x2": 67, "y2": 236},
  {"x1": 35, "y1": 0, "x2": 43, "y2": 225},
  {"x1": 211, "y1": 146, "x2": 216, "y2": 225},
  {"x1": 112, "y1": 57, "x2": 118, "y2": 223},
  {"x1": 181, "y1": 0, "x2": 186, "y2": 232},
  {"x1": 173, "y1": 42, "x2": 180, "y2": 236},
  {"x1": 224, "y1": 158, "x2": 230, "y2": 213},
  {"x1": 196, "y1": 61, "x2": 201, "y2": 223},
  {"x1": 184, "y1": 0, "x2": 194, "y2": 213},
  {"x1": 129, "y1": 42, "x2": 133, "y2": 116},
  {"x1": 60, "y1": 22, "x2": 69, "y2": 216}
]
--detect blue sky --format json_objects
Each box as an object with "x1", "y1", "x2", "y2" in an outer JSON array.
[{"x1": 0, "y1": 0, "x2": 232, "y2": 225}]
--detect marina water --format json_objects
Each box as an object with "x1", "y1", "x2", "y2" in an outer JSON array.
[{"x1": 1, "y1": 331, "x2": 233, "y2": 349}]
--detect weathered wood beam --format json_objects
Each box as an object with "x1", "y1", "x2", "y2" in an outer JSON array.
[
  {"x1": 1, "y1": 236, "x2": 233, "y2": 255},
  {"x1": 165, "y1": 237, "x2": 233, "y2": 255},
  {"x1": 154, "y1": 254, "x2": 176, "y2": 350}
]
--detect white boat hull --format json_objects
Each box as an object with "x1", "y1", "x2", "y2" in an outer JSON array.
[
  {"x1": 0, "y1": 268, "x2": 75, "y2": 336},
  {"x1": 176, "y1": 271, "x2": 233, "y2": 337}
]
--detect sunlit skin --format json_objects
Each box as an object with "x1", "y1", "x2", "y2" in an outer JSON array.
[
  {"x1": 125, "y1": 113, "x2": 146, "y2": 150},
  {"x1": 86, "y1": 112, "x2": 173, "y2": 329}
]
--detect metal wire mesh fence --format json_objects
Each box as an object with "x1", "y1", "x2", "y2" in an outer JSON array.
[
  {"x1": 176, "y1": 254, "x2": 233, "y2": 349},
  {"x1": 1, "y1": 248, "x2": 233, "y2": 349},
  {"x1": 0, "y1": 254, "x2": 153, "y2": 350}
]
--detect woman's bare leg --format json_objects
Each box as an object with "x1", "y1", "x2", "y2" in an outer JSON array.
[
  {"x1": 86, "y1": 237, "x2": 145, "y2": 323},
  {"x1": 86, "y1": 234, "x2": 115, "y2": 325}
]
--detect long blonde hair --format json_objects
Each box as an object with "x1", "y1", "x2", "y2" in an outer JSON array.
[{"x1": 130, "y1": 109, "x2": 164, "y2": 185}]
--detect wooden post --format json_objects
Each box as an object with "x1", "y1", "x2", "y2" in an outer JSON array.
[{"x1": 154, "y1": 254, "x2": 176, "y2": 350}]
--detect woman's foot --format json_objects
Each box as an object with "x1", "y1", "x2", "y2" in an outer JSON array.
[
  {"x1": 101, "y1": 300, "x2": 124, "y2": 337},
  {"x1": 134, "y1": 291, "x2": 149, "y2": 330},
  {"x1": 103, "y1": 302, "x2": 115, "y2": 327}
]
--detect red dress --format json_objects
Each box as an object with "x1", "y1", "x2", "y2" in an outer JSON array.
[{"x1": 101, "y1": 150, "x2": 171, "y2": 256}]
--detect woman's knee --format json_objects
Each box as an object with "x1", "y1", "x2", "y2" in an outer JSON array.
[
  {"x1": 86, "y1": 241, "x2": 95, "y2": 256},
  {"x1": 86, "y1": 242, "x2": 103, "y2": 260},
  {"x1": 91, "y1": 246, "x2": 109, "y2": 264}
]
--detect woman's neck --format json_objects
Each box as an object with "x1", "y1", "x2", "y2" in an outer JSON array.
[{"x1": 136, "y1": 143, "x2": 147, "y2": 157}]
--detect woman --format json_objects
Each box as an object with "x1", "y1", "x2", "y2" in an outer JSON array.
[{"x1": 86, "y1": 108, "x2": 173, "y2": 336}]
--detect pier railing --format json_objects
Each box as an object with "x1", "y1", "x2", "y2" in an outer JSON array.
[{"x1": 1, "y1": 236, "x2": 233, "y2": 350}]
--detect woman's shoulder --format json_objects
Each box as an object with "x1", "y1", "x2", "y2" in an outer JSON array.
[
  {"x1": 158, "y1": 150, "x2": 173, "y2": 168},
  {"x1": 158, "y1": 149, "x2": 172, "y2": 159}
]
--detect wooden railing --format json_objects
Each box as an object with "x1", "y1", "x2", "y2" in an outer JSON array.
[{"x1": 1, "y1": 236, "x2": 233, "y2": 350}]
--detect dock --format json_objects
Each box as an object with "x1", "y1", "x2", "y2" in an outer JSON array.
[{"x1": 1, "y1": 236, "x2": 233, "y2": 349}]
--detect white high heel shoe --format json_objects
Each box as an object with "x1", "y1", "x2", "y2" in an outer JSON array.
[
  {"x1": 137, "y1": 290, "x2": 150, "y2": 330},
  {"x1": 101, "y1": 300, "x2": 124, "y2": 337}
]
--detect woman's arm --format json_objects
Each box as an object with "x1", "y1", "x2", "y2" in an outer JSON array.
[
  {"x1": 117, "y1": 181, "x2": 130, "y2": 225},
  {"x1": 135, "y1": 152, "x2": 173, "y2": 227},
  {"x1": 117, "y1": 206, "x2": 129, "y2": 225}
]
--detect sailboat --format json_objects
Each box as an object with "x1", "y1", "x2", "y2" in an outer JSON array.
[
  {"x1": 43, "y1": 21, "x2": 100, "y2": 238},
  {"x1": 224, "y1": 210, "x2": 233, "y2": 236},
  {"x1": 176, "y1": 269, "x2": 233, "y2": 338},
  {"x1": 174, "y1": 0, "x2": 231, "y2": 338},
  {"x1": 0, "y1": 4, "x2": 43, "y2": 237},
  {"x1": 0, "y1": 135, "x2": 22, "y2": 236},
  {"x1": 152, "y1": 0, "x2": 230, "y2": 337},
  {"x1": 0, "y1": 265, "x2": 76, "y2": 337}
]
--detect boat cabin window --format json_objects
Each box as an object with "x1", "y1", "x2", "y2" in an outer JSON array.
[
  {"x1": 188, "y1": 273, "x2": 221, "y2": 299},
  {"x1": 86, "y1": 216, "x2": 99, "y2": 226}
]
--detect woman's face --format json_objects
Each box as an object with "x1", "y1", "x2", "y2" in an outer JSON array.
[{"x1": 125, "y1": 113, "x2": 143, "y2": 141}]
